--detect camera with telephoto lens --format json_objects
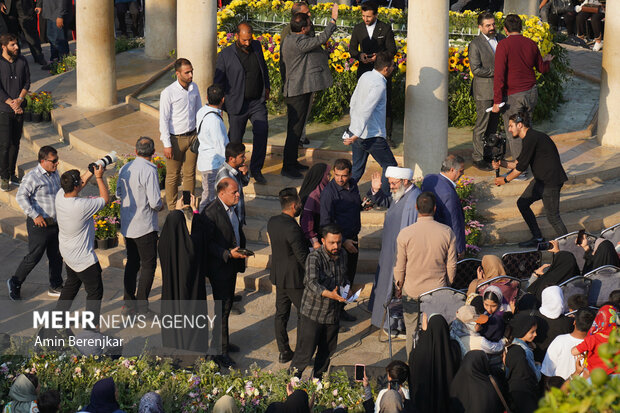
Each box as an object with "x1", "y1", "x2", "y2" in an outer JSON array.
[
  {"x1": 483, "y1": 133, "x2": 506, "y2": 162},
  {"x1": 88, "y1": 151, "x2": 117, "y2": 173}
]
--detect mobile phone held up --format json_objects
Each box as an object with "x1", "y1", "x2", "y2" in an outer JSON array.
[
  {"x1": 355, "y1": 364, "x2": 365, "y2": 382},
  {"x1": 537, "y1": 241, "x2": 552, "y2": 251},
  {"x1": 182, "y1": 190, "x2": 191, "y2": 206},
  {"x1": 575, "y1": 229, "x2": 586, "y2": 246}
]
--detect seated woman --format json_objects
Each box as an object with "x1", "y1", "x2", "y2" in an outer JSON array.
[
  {"x1": 450, "y1": 305, "x2": 504, "y2": 356},
  {"x1": 2, "y1": 373, "x2": 39, "y2": 413},
  {"x1": 475, "y1": 287, "x2": 510, "y2": 343},
  {"x1": 78, "y1": 377, "x2": 126, "y2": 413},
  {"x1": 527, "y1": 248, "x2": 580, "y2": 302},
  {"x1": 409, "y1": 314, "x2": 461, "y2": 413},
  {"x1": 533, "y1": 286, "x2": 574, "y2": 363},
  {"x1": 579, "y1": 238, "x2": 620, "y2": 275},
  {"x1": 450, "y1": 350, "x2": 505, "y2": 413},
  {"x1": 571, "y1": 304, "x2": 619, "y2": 375},
  {"x1": 505, "y1": 313, "x2": 541, "y2": 413},
  {"x1": 575, "y1": 1, "x2": 605, "y2": 51},
  {"x1": 467, "y1": 255, "x2": 508, "y2": 296},
  {"x1": 299, "y1": 163, "x2": 330, "y2": 249}
]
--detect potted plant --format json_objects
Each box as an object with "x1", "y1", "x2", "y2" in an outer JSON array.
[
  {"x1": 31, "y1": 93, "x2": 43, "y2": 122},
  {"x1": 40, "y1": 91, "x2": 53, "y2": 122},
  {"x1": 23, "y1": 94, "x2": 33, "y2": 122},
  {"x1": 152, "y1": 155, "x2": 166, "y2": 189},
  {"x1": 93, "y1": 200, "x2": 120, "y2": 250}
]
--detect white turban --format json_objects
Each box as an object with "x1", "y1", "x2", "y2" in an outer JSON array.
[{"x1": 385, "y1": 166, "x2": 413, "y2": 180}]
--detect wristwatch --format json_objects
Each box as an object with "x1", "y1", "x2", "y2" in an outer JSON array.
[{"x1": 504, "y1": 177, "x2": 509, "y2": 184}]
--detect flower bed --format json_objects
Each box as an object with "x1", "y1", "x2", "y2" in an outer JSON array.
[
  {"x1": 216, "y1": 2, "x2": 570, "y2": 127},
  {"x1": 0, "y1": 355, "x2": 365, "y2": 413}
]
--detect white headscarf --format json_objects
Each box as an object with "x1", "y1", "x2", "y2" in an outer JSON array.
[{"x1": 539, "y1": 286, "x2": 565, "y2": 319}]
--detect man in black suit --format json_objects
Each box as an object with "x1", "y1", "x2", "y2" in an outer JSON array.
[
  {"x1": 349, "y1": 1, "x2": 396, "y2": 147},
  {"x1": 202, "y1": 177, "x2": 249, "y2": 368},
  {"x1": 0, "y1": 0, "x2": 46, "y2": 65},
  {"x1": 267, "y1": 187, "x2": 309, "y2": 364},
  {"x1": 468, "y1": 11, "x2": 504, "y2": 171},
  {"x1": 214, "y1": 22, "x2": 270, "y2": 185}
]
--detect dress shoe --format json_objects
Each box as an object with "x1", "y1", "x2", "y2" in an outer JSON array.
[
  {"x1": 340, "y1": 309, "x2": 357, "y2": 322},
  {"x1": 518, "y1": 237, "x2": 544, "y2": 249},
  {"x1": 473, "y1": 160, "x2": 493, "y2": 171},
  {"x1": 252, "y1": 171, "x2": 267, "y2": 185},
  {"x1": 279, "y1": 350, "x2": 294, "y2": 363},
  {"x1": 302, "y1": 137, "x2": 310, "y2": 145},
  {"x1": 294, "y1": 162, "x2": 309, "y2": 171},
  {"x1": 228, "y1": 343, "x2": 240, "y2": 353},
  {"x1": 281, "y1": 168, "x2": 303, "y2": 179},
  {"x1": 233, "y1": 294, "x2": 243, "y2": 303},
  {"x1": 298, "y1": 140, "x2": 305, "y2": 148}
]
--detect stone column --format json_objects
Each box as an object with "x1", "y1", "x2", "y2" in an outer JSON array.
[
  {"x1": 75, "y1": 0, "x2": 116, "y2": 109},
  {"x1": 403, "y1": 0, "x2": 448, "y2": 177},
  {"x1": 145, "y1": 0, "x2": 176, "y2": 59},
  {"x1": 598, "y1": 0, "x2": 620, "y2": 147},
  {"x1": 176, "y1": 0, "x2": 217, "y2": 103},
  {"x1": 504, "y1": 0, "x2": 538, "y2": 15}
]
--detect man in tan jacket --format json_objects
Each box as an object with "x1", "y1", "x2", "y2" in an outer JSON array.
[{"x1": 393, "y1": 191, "x2": 457, "y2": 356}]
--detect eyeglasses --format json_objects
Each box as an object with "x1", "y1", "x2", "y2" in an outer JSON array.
[{"x1": 45, "y1": 158, "x2": 59, "y2": 164}]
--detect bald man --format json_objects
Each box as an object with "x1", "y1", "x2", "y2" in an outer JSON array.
[
  {"x1": 214, "y1": 22, "x2": 270, "y2": 185},
  {"x1": 201, "y1": 177, "x2": 249, "y2": 368}
]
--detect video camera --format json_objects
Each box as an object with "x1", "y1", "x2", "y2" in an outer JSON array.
[
  {"x1": 482, "y1": 133, "x2": 506, "y2": 178},
  {"x1": 88, "y1": 151, "x2": 117, "y2": 173}
]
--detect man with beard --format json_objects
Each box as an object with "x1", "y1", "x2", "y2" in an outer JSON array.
[
  {"x1": 468, "y1": 11, "x2": 504, "y2": 171},
  {"x1": 267, "y1": 187, "x2": 309, "y2": 364},
  {"x1": 290, "y1": 224, "x2": 348, "y2": 378},
  {"x1": 214, "y1": 22, "x2": 270, "y2": 185},
  {"x1": 0, "y1": 33, "x2": 29, "y2": 192},
  {"x1": 365, "y1": 166, "x2": 420, "y2": 335}
]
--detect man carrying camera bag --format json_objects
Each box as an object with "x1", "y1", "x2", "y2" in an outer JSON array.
[
  {"x1": 493, "y1": 111, "x2": 567, "y2": 248},
  {"x1": 53, "y1": 164, "x2": 109, "y2": 330}
]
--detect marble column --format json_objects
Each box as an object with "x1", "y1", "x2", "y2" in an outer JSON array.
[
  {"x1": 504, "y1": 0, "x2": 538, "y2": 16},
  {"x1": 75, "y1": 0, "x2": 116, "y2": 109},
  {"x1": 403, "y1": 0, "x2": 448, "y2": 177},
  {"x1": 145, "y1": 0, "x2": 176, "y2": 59},
  {"x1": 176, "y1": 0, "x2": 217, "y2": 103},
  {"x1": 598, "y1": 0, "x2": 620, "y2": 147}
]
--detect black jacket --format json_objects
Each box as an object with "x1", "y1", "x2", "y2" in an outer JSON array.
[
  {"x1": 201, "y1": 198, "x2": 246, "y2": 278},
  {"x1": 267, "y1": 213, "x2": 309, "y2": 289},
  {"x1": 349, "y1": 19, "x2": 397, "y2": 76}
]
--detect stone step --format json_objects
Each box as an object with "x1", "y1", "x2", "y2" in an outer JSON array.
[
  {"x1": 481, "y1": 203, "x2": 620, "y2": 244},
  {"x1": 478, "y1": 179, "x2": 620, "y2": 221}
]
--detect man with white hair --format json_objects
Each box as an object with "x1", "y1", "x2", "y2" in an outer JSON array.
[{"x1": 366, "y1": 166, "x2": 421, "y2": 334}]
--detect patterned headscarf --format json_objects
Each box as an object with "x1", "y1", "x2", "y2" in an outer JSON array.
[{"x1": 588, "y1": 305, "x2": 619, "y2": 337}]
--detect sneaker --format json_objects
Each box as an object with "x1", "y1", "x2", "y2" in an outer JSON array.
[
  {"x1": 593, "y1": 41, "x2": 603, "y2": 52},
  {"x1": 48, "y1": 286, "x2": 62, "y2": 297},
  {"x1": 281, "y1": 168, "x2": 303, "y2": 179},
  {"x1": 7, "y1": 278, "x2": 21, "y2": 300},
  {"x1": 10, "y1": 175, "x2": 21, "y2": 186},
  {"x1": 0, "y1": 179, "x2": 9, "y2": 192}
]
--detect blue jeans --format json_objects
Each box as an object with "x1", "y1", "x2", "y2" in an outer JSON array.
[
  {"x1": 46, "y1": 19, "x2": 70, "y2": 61},
  {"x1": 351, "y1": 136, "x2": 397, "y2": 195}
]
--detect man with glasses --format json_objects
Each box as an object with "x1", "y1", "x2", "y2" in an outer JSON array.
[{"x1": 9, "y1": 146, "x2": 63, "y2": 300}]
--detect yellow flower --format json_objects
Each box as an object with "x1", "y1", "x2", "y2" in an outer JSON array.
[
  {"x1": 463, "y1": 57, "x2": 470, "y2": 67},
  {"x1": 334, "y1": 64, "x2": 344, "y2": 73},
  {"x1": 449, "y1": 56, "x2": 458, "y2": 66},
  {"x1": 398, "y1": 62, "x2": 406, "y2": 73},
  {"x1": 273, "y1": 52, "x2": 280, "y2": 62},
  {"x1": 341, "y1": 52, "x2": 350, "y2": 60}
]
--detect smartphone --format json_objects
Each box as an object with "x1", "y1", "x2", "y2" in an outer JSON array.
[
  {"x1": 236, "y1": 248, "x2": 255, "y2": 257},
  {"x1": 537, "y1": 241, "x2": 552, "y2": 251},
  {"x1": 575, "y1": 229, "x2": 586, "y2": 245},
  {"x1": 182, "y1": 190, "x2": 191, "y2": 206},
  {"x1": 354, "y1": 364, "x2": 365, "y2": 382}
]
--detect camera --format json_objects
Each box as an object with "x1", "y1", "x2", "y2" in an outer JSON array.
[
  {"x1": 483, "y1": 133, "x2": 506, "y2": 162},
  {"x1": 537, "y1": 241, "x2": 553, "y2": 251},
  {"x1": 88, "y1": 151, "x2": 117, "y2": 173}
]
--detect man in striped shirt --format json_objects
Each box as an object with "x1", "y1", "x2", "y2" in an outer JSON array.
[{"x1": 8, "y1": 146, "x2": 62, "y2": 300}]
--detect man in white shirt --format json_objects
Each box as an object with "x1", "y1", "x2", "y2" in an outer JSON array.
[
  {"x1": 343, "y1": 51, "x2": 397, "y2": 195},
  {"x1": 541, "y1": 309, "x2": 594, "y2": 380},
  {"x1": 54, "y1": 164, "x2": 109, "y2": 329},
  {"x1": 196, "y1": 84, "x2": 229, "y2": 212},
  {"x1": 159, "y1": 58, "x2": 202, "y2": 211},
  {"x1": 116, "y1": 137, "x2": 163, "y2": 315}
]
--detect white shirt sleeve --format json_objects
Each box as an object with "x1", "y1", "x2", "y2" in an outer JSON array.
[
  {"x1": 349, "y1": 81, "x2": 383, "y2": 137},
  {"x1": 480, "y1": 337, "x2": 505, "y2": 354},
  {"x1": 159, "y1": 88, "x2": 172, "y2": 148}
]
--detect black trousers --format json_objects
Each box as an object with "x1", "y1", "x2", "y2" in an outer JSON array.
[
  {"x1": 290, "y1": 314, "x2": 339, "y2": 378},
  {"x1": 227, "y1": 98, "x2": 268, "y2": 174},
  {"x1": 517, "y1": 179, "x2": 567, "y2": 240},
  {"x1": 4, "y1": 1, "x2": 44, "y2": 62},
  {"x1": 472, "y1": 99, "x2": 500, "y2": 162},
  {"x1": 274, "y1": 287, "x2": 303, "y2": 353},
  {"x1": 283, "y1": 93, "x2": 312, "y2": 170},
  {"x1": 0, "y1": 111, "x2": 23, "y2": 180},
  {"x1": 577, "y1": 12, "x2": 604, "y2": 39},
  {"x1": 210, "y1": 272, "x2": 236, "y2": 355},
  {"x1": 346, "y1": 235, "x2": 359, "y2": 285},
  {"x1": 123, "y1": 231, "x2": 158, "y2": 311},
  {"x1": 549, "y1": 11, "x2": 577, "y2": 36},
  {"x1": 115, "y1": 1, "x2": 140, "y2": 36},
  {"x1": 55, "y1": 262, "x2": 104, "y2": 325},
  {"x1": 13, "y1": 218, "x2": 63, "y2": 288}
]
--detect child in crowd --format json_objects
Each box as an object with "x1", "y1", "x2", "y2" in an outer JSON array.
[
  {"x1": 2, "y1": 373, "x2": 39, "y2": 413},
  {"x1": 571, "y1": 305, "x2": 619, "y2": 375}
]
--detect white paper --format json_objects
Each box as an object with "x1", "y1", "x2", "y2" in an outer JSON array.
[
  {"x1": 339, "y1": 284, "x2": 350, "y2": 299},
  {"x1": 342, "y1": 129, "x2": 353, "y2": 140},
  {"x1": 346, "y1": 288, "x2": 362, "y2": 303}
]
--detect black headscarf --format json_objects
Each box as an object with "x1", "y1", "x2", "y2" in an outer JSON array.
[
  {"x1": 158, "y1": 210, "x2": 208, "y2": 352},
  {"x1": 450, "y1": 350, "x2": 504, "y2": 413},
  {"x1": 505, "y1": 344, "x2": 541, "y2": 413},
  {"x1": 298, "y1": 163, "x2": 328, "y2": 206},
  {"x1": 509, "y1": 313, "x2": 538, "y2": 339},
  {"x1": 84, "y1": 378, "x2": 121, "y2": 413},
  {"x1": 582, "y1": 239, "x2": 620, "y2": 275},
  {"x1": 284, "y1": 390, "x2": 310, "y2": 413},
  {"x1": 527, "y1": 251, "x2": 580, "y2": 301},
  {"x1": 409, "y1": 314, "x2": 460, "y2": 413}
]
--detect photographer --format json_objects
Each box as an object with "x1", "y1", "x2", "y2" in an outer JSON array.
[
  {"x1": 54, "y1": 164, "x2": 109, "y2": 330},
  {"x1": 493, "y1": 112, "x2": 567, "y2": 248},
  {"x1": 362, "y1": 360, "x2": 412, "y2": 413}
]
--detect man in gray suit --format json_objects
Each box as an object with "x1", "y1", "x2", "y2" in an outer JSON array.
[
  {"x1": 280, "y1": 3, "x2": 338, "y2": 179},
  {"x1": 468, "y1": 11, "x2": 504, "y2": 171}
]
